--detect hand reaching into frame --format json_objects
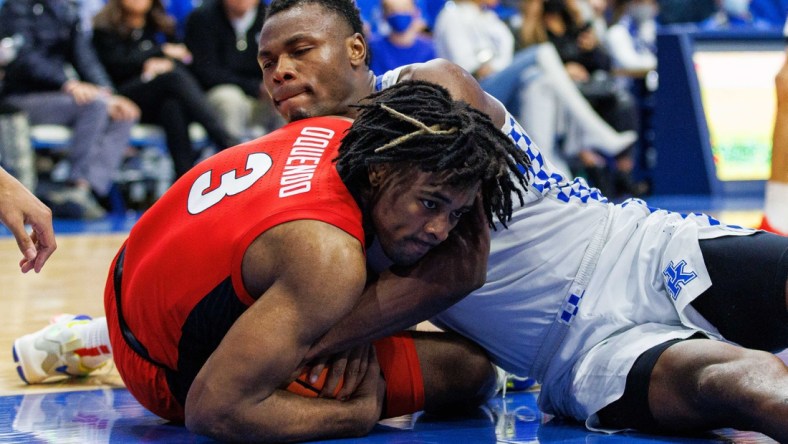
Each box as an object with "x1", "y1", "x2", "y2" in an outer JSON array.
[{"x1": 0, "y1": 168, "x2": 56, "y2": 273}]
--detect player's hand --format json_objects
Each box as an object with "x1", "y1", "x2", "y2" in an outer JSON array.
[
  {"x1": 346, "y1": 347, "x2": 384, "y2": 427},
  {"x1": 308, "y1": 344, "x2": 371, "y2": 400},
  {"x1": 0, "y1": 169, "x2": 56, "y2": 273}
]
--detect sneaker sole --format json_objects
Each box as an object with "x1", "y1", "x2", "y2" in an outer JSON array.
[{"x1": 12, "y1": 342, "x2": 31, "y2": 384}]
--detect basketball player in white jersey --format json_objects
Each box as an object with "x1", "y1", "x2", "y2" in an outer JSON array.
[{"x1": 14, "y1": 0, "x2": 788, "y2": 440}]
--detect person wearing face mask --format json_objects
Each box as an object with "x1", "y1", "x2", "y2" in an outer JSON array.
[
  {"x1": 700, "y1": 0, "x2": 773, "y2": 30},
  {"x1": 368, "y1": 0, "x2": 437, "y2": 74},
  {"x1": 606, "y1": 0, "x2": 658, "y2": 74}
]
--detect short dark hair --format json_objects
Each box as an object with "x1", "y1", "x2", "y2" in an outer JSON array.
[
  {"x1": 266, "y1": 0, "x2": 370, "y2": 65},
  {"x1": 336, "y1": 80, "x2": 530, "y2": 229}
]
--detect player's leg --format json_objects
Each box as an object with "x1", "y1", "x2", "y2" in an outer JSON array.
[
  {"x1": 597, "y1": 337, "x2": 788, "y2": 441},
  {"x1": 690, "y1": 231, "x2": 788, "y2": 352},
  {"x1": 410, "y1": 330, "x2": 499, "y2": 414},
  {"x1": 370, "y1": 330, "x2": 498, "y2": 418},
  {"x1": 648, "y1": 339, "x2": 788, "y2": 440}
]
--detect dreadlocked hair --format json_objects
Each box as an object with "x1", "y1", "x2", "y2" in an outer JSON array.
[
  {"x1": 336, "y1": 80, "x2": 530, "y2": 229},
  {"x1": 266, "y1": 0, "x2": 370, "y2": 65}
]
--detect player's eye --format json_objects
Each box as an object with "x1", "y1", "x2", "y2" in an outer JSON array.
[{"x1": 421, "y1": 199, "x2": 437, "y2": 210}]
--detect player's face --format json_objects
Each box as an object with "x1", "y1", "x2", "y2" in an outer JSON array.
[
  {"x1": 370, "y1": 169, "x2": 479, "y2": 266},
  {"x1": 258, "y1": 3, "x2": 364, "y2": 122}
]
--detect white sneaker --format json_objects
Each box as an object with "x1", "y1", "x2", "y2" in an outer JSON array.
[{"x1": 12, "y1": 314, "x2": 109, "y2": 384}]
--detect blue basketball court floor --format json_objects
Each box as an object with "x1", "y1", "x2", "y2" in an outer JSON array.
[
  {"x1": 0, "y1": 194, "x2": 784, "y2": 444},
  {"x1": 0, "y1": 386, "x2": 784, "y2": 443}
]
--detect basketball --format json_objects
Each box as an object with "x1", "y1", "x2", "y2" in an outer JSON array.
[{"x1": 286, "y1": 367, "x2": 345, "y2": 398}]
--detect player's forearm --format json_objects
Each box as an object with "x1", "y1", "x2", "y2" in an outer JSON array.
[
  {"x1": 187, "y1": 389, "x2": 377, "y2": 442},
  {"x1": 773, "y1": 58, "x2": 788, "y2": 182},
  {"x1": 305, "y1": 267, "x2": 473, "y2": 360},
  {"x1": 307, "y1": 203, "x2": 489, "y2": 360},
  {"x1": 406, "y1": 59, "x2": 507, "y2": 128},
  {"x1": 772, "y1": 105, "x2": 788, "y2": 182}
]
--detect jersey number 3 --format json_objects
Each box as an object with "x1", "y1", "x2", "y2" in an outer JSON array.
[{"x1": 187, "y1": 152, "x2": 273, "y2": 214}]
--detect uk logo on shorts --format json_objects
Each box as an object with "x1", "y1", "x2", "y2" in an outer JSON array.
[{"x1": 663, "y1": 260, "x2": 698, "y2": 300}]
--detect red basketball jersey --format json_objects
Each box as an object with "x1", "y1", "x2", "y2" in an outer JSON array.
[{"x1": 117, "y1": 116, "x2": 364, "y2": 371}]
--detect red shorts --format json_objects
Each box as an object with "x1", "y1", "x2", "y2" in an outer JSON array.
[{"x1": 105, "y1": 250, "x2": 425, "y2": 422}]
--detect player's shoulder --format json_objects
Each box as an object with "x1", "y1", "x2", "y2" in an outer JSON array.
[
  {"x1": 257, "y1": 220, "x2": 364, "y2": 267},
  {"x1": 246, "y1": 220, "x2": 366, "y2": 294},
  {"x1": 398, "y1": 59, "x2": 465, "y2": 82}
]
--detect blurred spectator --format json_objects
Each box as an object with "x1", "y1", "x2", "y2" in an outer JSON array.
[
  {"x1": 357, "y1": 0, "x2": 446, "y2": 35},
  {"x1": 576, "y1": 0, "x2": 611, "y2": 41},
  {"x1": 542, "y1": 0, "x2": 612, "y2": 88},
  {"x1": 185, "y1": 0, "x2": 282, "y2": 141},
  {"x1": 0, "y1": 103, "x2": 35, "y2": 192},
  {"x1": 368, "y1": 0, "x2": 437, "y2": 74},
  {"x1": 432, "y1": 0, "x2": 635, "y2": 176},
  {"x1": 434, "y1": 0, "x2": 514, "y2": 81},
  {"x1": 606, "y1": 0, "x2": 658, "y2": 73},
  {"x1": 92, "y1": 0, "x2": 239, "y2": 179},
  {"x1": 78, "y1": 0, "x2": 105, "y2": 34},
  {"x1": 0, "y1": 32, "x2": 36, "y2": 192},
  {"x1": 699, "y1": 0, "x2": 774, "y2": 30},
  {"x1": 656, "y1": 0, "x2": 715, "y2": 25},
  {"x1": 531, "y1": 0, "x2": 641, "y2": 196},
  {"x1": 0, "y1": 0, "x2": 140, "y2": 219}
]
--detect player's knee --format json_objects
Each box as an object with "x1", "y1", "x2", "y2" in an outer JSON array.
[
  {"x1": 695, "y1": 349, "x2": 786, "y2": 417},
  {"x1": 419, "y1": 333, "x2": 496, "y2": 413},
  {"x1": 454, "y1": 344, "x2": 498, "y2": 405}
]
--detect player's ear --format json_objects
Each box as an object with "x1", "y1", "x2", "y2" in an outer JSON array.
[
  {"x1": 368, "y1": 164, "x2": 388, "y2": 187},
  {"x1": 347, "y1": 33, "x2": 367, "y2": 67}
]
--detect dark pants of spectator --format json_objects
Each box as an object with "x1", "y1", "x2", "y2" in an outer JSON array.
[
  {"x1": 4, "y1": 92, "x2": 133, "y2": 197},
  {"x1": 117, "y1": 66, "x2": 236, "y2": 177}
]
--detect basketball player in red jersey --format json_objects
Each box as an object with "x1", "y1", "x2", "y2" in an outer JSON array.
[{"x1": 106, "y1": 81, "x2": 529, "y2": 441}]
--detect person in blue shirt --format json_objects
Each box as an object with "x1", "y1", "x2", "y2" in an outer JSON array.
[{"x1": 368, "y1": 0, "x2": 436, "y2": 74}]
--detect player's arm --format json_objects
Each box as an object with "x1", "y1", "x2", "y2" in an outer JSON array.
[
  {"x1": 184, "y1": 220, "x2": 384, "y2": 442},
  {"x1": 0, "y1": 167, "x2": 56, "y2": 273},
  {"x1": 772, "y1": 48, "x2": 788, "y2": 183},
  {"x1": 399, "y1": 59, "x2": 507, "y2": 128},
  {"x1": 306, "y1": 196, "x2": 490, "y2": 360}
]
